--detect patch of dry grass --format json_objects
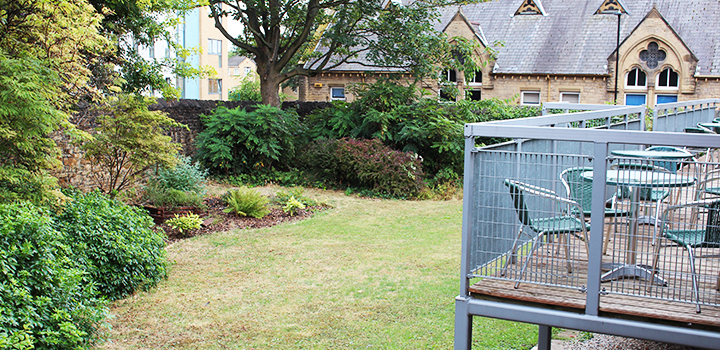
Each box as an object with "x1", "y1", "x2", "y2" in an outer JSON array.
[{"x1": 96, "y1": 188, "x2": 536, "y2": 349}]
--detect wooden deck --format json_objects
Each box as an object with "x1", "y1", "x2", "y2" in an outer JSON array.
[{"x1": 470, "y1": 214, "x2": 720, "y2": 330}]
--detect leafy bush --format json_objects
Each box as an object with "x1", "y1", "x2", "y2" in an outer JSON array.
[
  {"x1": 143, "y1": 155, "x2": 207, "y2": 209},
  {"x1": 335, "y1": 138, "x2": 425, "y2": 198},
  {"x1": 54, "y1": 190, "x2": 168, "y2": 301},
  {"x1": 0, "y1": 55, "x2": 71, "y2": 206},
  {"x1": 228, "y1": 75, "x2": 262, "y2": 102},
  {"x1": 304, "y1": 79, "x2": 540, "y2": 181},
  {"x1": 195, "y1": 104, "x2": 304, "y2": 175},
  {"x1": 143, "y1": 186, "x2": 206, "y2": 209},
  {"x1": 83, "y1": 94, "x2": 185, "y2": 197},
  {"x1": 0, "y1": 202, "x2": 107, "y2": 349},
  {"x1": 223, "y1": 187, "x2": 270, "y2": 218},
  {"x1": 166, "y1": 213, "x2": 203, "y2": 235},
  {"x1": 300, "y1": 138, "x2": 425, "y2": 198},
  {"x1": 282, "y1": 196, "x2": 305, "y2": 216},
  {"x1": 148, "y1": 155, "x2": 207, "y2": 194}
]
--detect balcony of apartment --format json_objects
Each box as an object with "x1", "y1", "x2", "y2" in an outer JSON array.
[{"x1": 455, "y1": 99, "x2": 720, "y2": 350}]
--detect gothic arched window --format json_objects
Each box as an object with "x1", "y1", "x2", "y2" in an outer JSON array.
[{"x1": 626, "y1": 68, "x2": 647, "y2": 88}]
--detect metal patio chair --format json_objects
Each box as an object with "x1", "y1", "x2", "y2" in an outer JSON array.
[
  {"x1": 560, "y1": 167, "x2": 631, "y2": 255},
  {"x1": 503, "y1": 179, "x2": 590, "y2": 289},
  {"x1": 611, "y1": 162, "x2": 672, "y2": 244},
  {"x1": 652, "y1": 199, "x2": 720, "y2": 313}
]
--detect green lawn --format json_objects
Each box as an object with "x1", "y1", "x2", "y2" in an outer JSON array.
[{"x1": 97, "y1": 187, "x2": 538, "y2": 349}]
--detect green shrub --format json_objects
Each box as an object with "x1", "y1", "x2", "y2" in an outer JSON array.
[
  {"x1": 148, "y1": 155, "x2": 207, "y2": 194},
  {"x1": 228, "y1": 75, "x2": 262, "y2": 102},
  {"x1": 166, "y1": 213, "x2": 203, "y2": 235},
  {"x1": 0, "y1": 202, "x2": 107, "y2": 349},
  {"x1": 143, "y1": 186, "x2": 206, "y2": 209},
  {"x1": 54, "y1": 190, "x2": 168, "y2": 301},
  {"x1": 195, "y1": 105, "x2": 304, "y2": 175},
  {"x1": 304, "y1": 79, "x2": 540, "y2": 180},
  {"x1": 223, "y1": 187, "x2": 270, "y2": 218}
]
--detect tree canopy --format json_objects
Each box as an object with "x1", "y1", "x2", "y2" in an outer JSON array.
[{"x1": 208, "y1": 0, "x2": 487, "y2": 106}]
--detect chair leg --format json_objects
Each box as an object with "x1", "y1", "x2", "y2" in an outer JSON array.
[
  {"x1": 603, "y1": 217, "x2": 614, "y2": 255},
  {"x1": 686, "y1": 245, "x2": 701, "y2": 314},
  {"x1": 502, "y1": 226, "x2": 525, "y2": 277},
  {"x1": 514, "y1": 232, "x2": 545, "y2": 289}
]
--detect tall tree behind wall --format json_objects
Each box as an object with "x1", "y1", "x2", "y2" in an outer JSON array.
[{"x1": 208, "y1": 0, "x2": 488, "y2": 107}]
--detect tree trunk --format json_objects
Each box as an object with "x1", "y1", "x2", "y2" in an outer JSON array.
[{"x1": 259, "y1": 67, "x2": 283, "y2": 107}]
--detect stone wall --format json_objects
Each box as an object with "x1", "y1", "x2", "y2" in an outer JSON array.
[{"x1": 50, "y1": 99, "x2": 331, "y2": 191}]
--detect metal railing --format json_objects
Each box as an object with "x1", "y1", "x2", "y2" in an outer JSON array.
[{"x1": 456, "y1": 99, "x2": 720, "y2": 350}]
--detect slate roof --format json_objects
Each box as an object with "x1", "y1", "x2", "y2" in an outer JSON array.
[
  {"x1": 321, "y1": 0, "x2": 720, "y2": 76},
  {"x1": 228, "y1": 55, "x2": 251, "y2": 67}
]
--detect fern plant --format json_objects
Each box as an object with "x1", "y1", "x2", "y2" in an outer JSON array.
[{"x1": 223, "y1": 187, "x2": 270, "y2": 218}]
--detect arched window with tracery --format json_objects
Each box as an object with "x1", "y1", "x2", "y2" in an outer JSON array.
[
  {"x1": 626, "y1": 67, "x2": 647, "y2": 88},
  {"x1": 657, "y1": 67, "x2": 679, "y2": 88}
]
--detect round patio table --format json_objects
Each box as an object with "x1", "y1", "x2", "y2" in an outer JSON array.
[
  {"x1": 581, "y1": 169, "x2": 696, "y2": 285},
  {"x1": 611, "y1": 149, "x2": 694, "y2": 160}
]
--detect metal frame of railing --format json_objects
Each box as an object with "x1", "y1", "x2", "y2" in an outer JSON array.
[{"x1": 455, "y1": 99, "x2": 720, "y2": 350}]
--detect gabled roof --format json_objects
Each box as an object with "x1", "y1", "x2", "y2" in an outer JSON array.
[
  {"x1": 313, "y1": 0, "x2": 720, "y2": 77},
  {"x1": 612, "y1": 7, "x2": 698, "y2": 63},
  {"x1": 594, "y1": 0, "x2": 629, "y2": 15},
  {"x1": 451, "y1": 0, "x2": 720, "y2": 76},
  {"x1": 514, "y1": 0, "x2": 547, "y2": 16},
  {"x1": 228, "y1": 55, "x2": 252, "y2": 67}
]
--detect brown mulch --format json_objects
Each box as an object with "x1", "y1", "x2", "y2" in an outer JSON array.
[{"x1": 158, "y1": 196, "x2": 325, "y2": 244}]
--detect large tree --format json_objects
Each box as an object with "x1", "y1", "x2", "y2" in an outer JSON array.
[{"x1": 209, "y1": 0, "x2": 485, "y2": 107}]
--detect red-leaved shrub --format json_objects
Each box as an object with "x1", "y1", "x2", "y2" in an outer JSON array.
[{"x1": 303, "y1": 138, "x2": 425, "y2": 198}]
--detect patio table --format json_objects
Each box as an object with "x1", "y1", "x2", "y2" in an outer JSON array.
[
  {"x1": 611, "y1": 149, "x2": 694, "y2": 161},
  {"x1": 698, "y1": 122, "x2": 720, "y2": 133},
  {"x1": 581, "y1": 169, "x2": 695, "y2": 285}
]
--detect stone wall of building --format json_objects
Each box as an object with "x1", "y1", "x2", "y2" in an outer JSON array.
[{"x1": 50, "y1": 99, "x2": 330, "y2": 192}]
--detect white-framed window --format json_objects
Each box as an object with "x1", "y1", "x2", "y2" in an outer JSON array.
[
  {"x1": 467, "y1": 70, "x2": 482, "y2": 85},
  {"x1": 209, "y1": 79, "x2": 222, "y2": 94},
  {"x1": 148, "y1": 43, "x2": 155, "y2": 59},
  {"x1": 442, "y1": 69, "x2": 457, "y2": 83},
  {"x1": 656, "y1": 68, "x2": 679, "y2": 89},
  {"x1": 244, "y1": 67, "x2": 252, "y2": 75},
  {"x1": 521, "y1": 91, "x2": 540, "y2": 105},
  {"x1": 165, "y1": 47, "x2": 170, "y2": 58},
  {"x1": 208, "y1": 39, "x2": 222, "y2": 67},
  {"x1": 560, "y1": 92, "x2": 580, "y2": 104},
  {"x1": 625, "y1": 93, "x2": 646, "y2": 106},
  {"x1": 467, "y1": 89, "x2": 481, "y2": 101},
  {"x1": 626, "y1": 67, "x2": 647, "y2": 88},
  {"x1": 330, "y1": 87, "x2": 345, "y2": 101},
  {"x1": 656, "y1": 94, "x2": 678, "y2": 105}
]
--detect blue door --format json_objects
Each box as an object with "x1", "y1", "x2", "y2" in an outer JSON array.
[{"x1": 625, "y1": 94, "x2": 647, "y2": 106}]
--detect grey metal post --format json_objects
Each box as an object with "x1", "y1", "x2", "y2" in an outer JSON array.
[
  {"x1": 454, "y1": 131, "x2": 476, "y2": 350},
  {"x1": 538, "y1": 325, "x2": 552, "y2": 350},
  {"x1": 586, "y1": 142, "x2": 609, "y2": 315},
  {"x1": 454, "y1": 297, "x2": 472, "y2": 350}
]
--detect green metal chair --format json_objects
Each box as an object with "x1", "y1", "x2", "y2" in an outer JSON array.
[
  {"x1": 503, "y1": 179, "x2": 590, "y2": 289},
  {"x1": 651, "y1": 199, "x2": 720, "y2": 313},
  {"x1": 560, "y1": 167, "x2": 631, "y2": 255}
]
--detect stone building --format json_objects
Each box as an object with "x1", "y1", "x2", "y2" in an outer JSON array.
[{"x1": 298, "y1": 0, "x2": 720, "y2": 106}]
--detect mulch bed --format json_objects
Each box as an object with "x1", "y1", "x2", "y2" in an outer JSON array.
[{"x1": 158, "y1": 196, "x2": 325, "y2": 244}]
